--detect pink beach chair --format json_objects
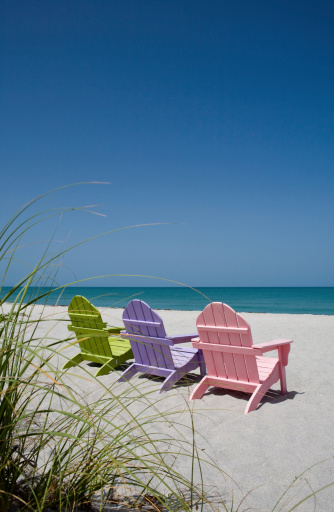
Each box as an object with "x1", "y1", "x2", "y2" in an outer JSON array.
[{"x1": 190, "y1": 302, "x2": 293, "y2": 414}]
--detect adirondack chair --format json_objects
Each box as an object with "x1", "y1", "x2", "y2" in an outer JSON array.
[
  {"x1": 189, "y1": 302, "x2": 293, "y2": 414},
  {"x1": 62, "y1": 295, "x2": 133, "y2": 377},
  {"x1": 118, "y1": 299, "x2": 206, "y2": 393}
]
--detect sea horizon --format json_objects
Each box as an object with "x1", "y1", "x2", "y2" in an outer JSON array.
[{"x1": 1, "y1": 286, "x2": 334, "y2": 315}]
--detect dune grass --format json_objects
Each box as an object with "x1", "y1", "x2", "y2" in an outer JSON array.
[
  {"x1": 0, "y1": 302, "x2": 216, "y2": 511},
  {"x1": 0, "y1": 187, "x2": 228, "y2": 512}
]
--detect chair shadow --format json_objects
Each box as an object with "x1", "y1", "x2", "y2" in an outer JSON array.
[
  {"x1": 205, "y1": 386, "x2": 302, "y2": 409},
  {"x1": 87, "y1": 361, "x2": 131, "y2": 371},
  {"x1": 100, "y1": 364, "x2": 202, "y2": 389},
  {"x1": 257, "y1": 389, "x2": 302, "y2": 409},
  {"x1": 87, "y1": 362, "x2": 102, "y2": 369},
  {"x1": 114, "y1": 362, "x2": 132, "y2": 372},
  {"x1": 136, "y1": 372, "x2": 203, "y2": 389},
  {"x1": 87, "y1": 362, "x2": 301, "y2": 407},
  {"x1": 87, "y1": 361, "x2": 301, "y2": 409},
  {"x1": 87, "y1": 360, "x2": 203, "y2": 391}
]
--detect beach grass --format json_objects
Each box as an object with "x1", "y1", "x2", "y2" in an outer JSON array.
[{"x1": 0, "y1": 187, "x2": 230, "y2": 512}]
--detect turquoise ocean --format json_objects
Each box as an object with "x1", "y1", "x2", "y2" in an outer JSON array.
[{"x1": 1, "y1": 287, "x2": 334, "y2": 315}]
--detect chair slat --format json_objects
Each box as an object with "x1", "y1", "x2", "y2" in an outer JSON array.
[
  {"x1": 124, "y1": 318, "x2": 163, "y2": 328},
  {"x1": 197, "y1": 304, "x2": 226, "y2": 378},
  {"x1": 221, "y1": 303, "x2": 250, "y2": 382},
  {"x1": 192, "y1": 341, "x2": 261, "y2": 356},
  {"x1": 197, "y1": 325, "x2": 249, "y2": 334}
]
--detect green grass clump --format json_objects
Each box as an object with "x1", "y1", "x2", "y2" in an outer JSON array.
[{"x1": 0, "y1": 186, "x2": 222, "y2": 512}]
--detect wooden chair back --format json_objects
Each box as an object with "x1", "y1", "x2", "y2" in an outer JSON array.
[
  {"x1": 68, "y1": 295, "x2": 112, "y2": 357},
  {"x1": 196, "y1": 303, "x2": 260, "y2": 383},
  {"x1": 122, "y1": 300, "x2": 174, "y2": 370}
]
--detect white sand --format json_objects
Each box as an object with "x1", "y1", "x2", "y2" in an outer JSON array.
[{"x1": 3, "y1": 303, "x2": 334, "y2": 511}]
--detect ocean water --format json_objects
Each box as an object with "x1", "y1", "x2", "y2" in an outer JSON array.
[{"x1": 1, "y1": 286, "x2": 334, "y2": 315}]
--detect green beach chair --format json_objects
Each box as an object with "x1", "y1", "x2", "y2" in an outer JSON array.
[{"x1": 62, "y1": 295, "x2": 133, "y2": 377}]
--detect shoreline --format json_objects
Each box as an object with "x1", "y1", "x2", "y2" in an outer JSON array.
[
  {"x1": 2, "y1": 286, "x2": 333, "y2": 316},
  {"x1": 1, "y1": 301, "x2": 333, "y2": 317}
]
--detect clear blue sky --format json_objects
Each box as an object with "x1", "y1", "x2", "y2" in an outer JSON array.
[{"x1": 1, "y1": 1, "x2": 334, "y2": 287}]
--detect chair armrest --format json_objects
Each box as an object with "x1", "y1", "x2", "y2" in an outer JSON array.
[
  {"x1": 254, "y1": 339, "x2": 293, "y2": 366},
  {"x1": 105, "y1": 326, "x2": 122, "y2": 334},
  {"x1": 191, "y1": 337, "x2": 200, "y2": 349},
  {"x1": 255, "y1": 339, "x2": 293, "y2": 352},
  {"x1": 166, "y1": 333, "x2": 198, "y2": 344},
  {"x1": 68, "y1": 325, "x2": 111, "y2": 337}
]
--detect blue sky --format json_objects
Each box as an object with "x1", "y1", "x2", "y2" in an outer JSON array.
[{"x1": 1, "y1": 0, "x2": 333, "y2": 287}]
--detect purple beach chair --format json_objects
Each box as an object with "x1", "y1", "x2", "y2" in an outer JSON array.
[{"x1": 118, "y1": 299, "x2": 206, "y2": 393}]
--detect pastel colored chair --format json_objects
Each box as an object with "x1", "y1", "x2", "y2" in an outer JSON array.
[
  {"x1": 118, "y1": 299, "x2": 206, "y2": 393},
  {"x1": 190, "y1": 302, "x2": 293, "y2": 414},
  {"x1": 62, "y1": 295, "x2": 133, "y2": 377}
]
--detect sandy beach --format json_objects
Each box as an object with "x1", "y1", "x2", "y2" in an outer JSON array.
[{"x1": 3, "y1": 303, "x2": 334, "y2": 511}]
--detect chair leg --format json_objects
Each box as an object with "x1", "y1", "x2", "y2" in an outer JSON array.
[
  {"x1": 62, "y1": 353, "x2": 84, "y2": 370},
  {"x1": 96, "y1": 349, "x2": 133, "y2": 377},
  {"x1": 179, "y1": 353, "x2": 206, "y2": 377},
  {"x1": 245, "y1": 382, "x2": 270, "y2": 414},
  {"x1": 95, "y1": 358, "x2": 117, "y2": 377},
  {"x1": 159, "y1": 370, "x2": 181, "y2": 393},
  {"x1": 117, "y1": 363, "x2": 139, "y2": 384},
  {"x1": 189, "y1": 376, "x2": 210, "y2": 400},
  {"x1": 118, "y1": 348, "x2": 134, "y2": 366},
  {"x1": 279, "y1": 364, "x2": 287, "y2": 395},
  {"x1": 199, "y1": 357, "x2": 206, "y2": 376}
]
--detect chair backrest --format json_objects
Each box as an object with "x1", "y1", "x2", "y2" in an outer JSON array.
[
  {"x1": 196, "y1": 302, "x2": 260, "y2": 384},
  {"x1": 68, "y1": 295, "x2": 105, "y2": 330},
  {"x1": 122, "y1": 300, "x2": 174, "y2": 369},
  {"x1": 68, "y1": 295, "x2": 112, "y2": 357}
]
